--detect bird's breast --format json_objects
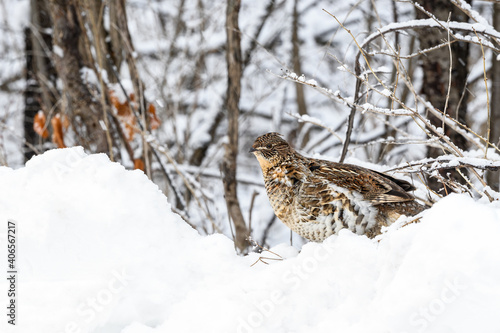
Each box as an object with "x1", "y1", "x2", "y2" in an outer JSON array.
[
  {"x1": 263, "y1": 171, "x2": 297, "y2": 220},
  {"x1": 269, "y1": 167, "x2": 295, "y2": 187}
]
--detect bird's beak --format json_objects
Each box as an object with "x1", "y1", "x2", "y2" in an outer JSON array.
[{"x1": 249, "y1": 147, "x2": 257, "y2": 153}]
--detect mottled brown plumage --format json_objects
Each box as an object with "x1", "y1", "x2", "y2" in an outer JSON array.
[{"x1": 250, "y1": 132, "x2": 424, "y2": 241}]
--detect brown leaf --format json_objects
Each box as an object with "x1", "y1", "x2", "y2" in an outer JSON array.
[
  {"x1": 148, "y1": 103, "x2": 160, "y2": 130},
  {"x1": 33, "y1": 111, "x2": 49, "y2": 139},
  {"x1": 124, "y1": 115, "x2": 137, "y2": 141},
  {"x1": 51, "y1": 114, "x2": 66, "y2": 148},
  {"x1": 133, "y1": 158, "x2": 144, "y2": 171},
  {"x1": 109, "y1": 90, "x2": 131, "y2": 117}
]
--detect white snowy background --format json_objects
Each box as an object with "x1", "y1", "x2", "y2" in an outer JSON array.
[
  {"x1": 0, "y1": 148, "x2": 500, "y2": 333},
  {"x1": 1, "y1": 0, "x2": 500, "y2": 332}
]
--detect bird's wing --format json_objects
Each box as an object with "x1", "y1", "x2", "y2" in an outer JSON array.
[
  {"x1": 295, "y1": 180, "x2": 340, "y2": 225},
  {"x1": 306, "y1": 160, "x2": 414, "y2": 204},
  {"x1": 370, "y1": 169, "x2": 416, "y2": 191}
]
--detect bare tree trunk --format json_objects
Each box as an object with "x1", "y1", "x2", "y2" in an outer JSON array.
[
  {"x1": 82, "y1": 0, "x2": 115, "y2": 82},
  {"x1": 222, "y1": 0, "x2": 249, "y2": 253},
  {"x1": 291, "y1": 0, "x2": 309, "y2": 147},
  {"x1": 23, "y1": 26, "x2": 41, "y2": 161},
  {"x1": 415, "y1": 0, "x2": 471, "y2": 193},
  {"x1": 30, "y1": 0, "x2": 56, "y2": 114},
  {"x1": 108, "y1": 0, "x2": 126, "y2": 72},
  {"x1": 190, "y1": 0, "x2": 276, "y2": 168},
  {"x1": 24, "y1": 0, "x2": 56, "y2": 161},
  {"x1": 48, "y1": 0, "x2": 108, "y2": 152},
  {"x1": 486, "y1": 1, "x2": 500, "y2": 191}
]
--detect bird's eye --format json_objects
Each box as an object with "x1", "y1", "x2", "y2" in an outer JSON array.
[{"x1": 266, "y1": 144, "x2": 272, "y2": 149}]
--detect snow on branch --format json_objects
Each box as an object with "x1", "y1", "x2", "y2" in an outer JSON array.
[
  {"x1": 287, "y1": 112, "x2": 344, "y2": 144},
  {"x1": 388, "y1": 154, "x2": 500, "y2": 174},
  {"x1": 361, "y1": 18, "x2": 500, "y2": 55},
  {"x1": 278, "y1": 70, "x2": 415, "y2": 116},
  {"x1": 450, "y1": 0, "x2": 493, "y2": 27},
  {"x1": 276, "y1": 6, "x2": 500, "y2": 202}
]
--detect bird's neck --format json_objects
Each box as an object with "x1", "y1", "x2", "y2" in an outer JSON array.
[
  {"x1": 263, "y1": 157, "x2": 305, "y2": 187},
  {"x1": 254, "y1": 154, "x2": 275, "y2": 174}
]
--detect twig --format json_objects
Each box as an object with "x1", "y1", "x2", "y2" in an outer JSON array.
[
  {"x1": 107, "y1": 59, "x2": 186, "y2": 210},
  {"x1": 287, "y1": 112, "x2": 344, "y2": 144},
  {"x1": 387, "y1": 156, "x2": 500, "y2": 173},
  {"x1": 473, "y1": 27, "x2": 491, "y2": 158},
  {"x1": 259, "y1": 215, "x2": 277, "y2": 246},
  {"x1": 443, "y1": 13, "x2": 453, "y2": 127},
  {"x1": 248, "y1": 237, "x2": 283, "y2": 267},
  {"x1": 323, "y1": 9, "x2": 382, "y2": 162},
  {"x1": 248, "y1": 190, "x2": 259, "y2": 235},
  {"x1": 148, "y1": 135, "x2": 221, "y2": 233},
  {"x1": 87, "y1": 0, "x2": 114, "y2": 161},
  {"x1": 278, "y1": 6, "x2": 498, "y2": 202}
]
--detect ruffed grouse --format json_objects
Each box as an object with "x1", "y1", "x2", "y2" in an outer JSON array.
[{"x1": 250, "y1": 132, "x2": 424, "y2": 241}]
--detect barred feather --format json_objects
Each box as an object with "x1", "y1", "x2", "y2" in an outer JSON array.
[{"x1": 250, "y1": 133, "x2": 425, "y2": 242}]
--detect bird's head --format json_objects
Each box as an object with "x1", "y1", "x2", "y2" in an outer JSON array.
[{"x1": 249, "y1": 132, "x2": 294, "y2": 172}]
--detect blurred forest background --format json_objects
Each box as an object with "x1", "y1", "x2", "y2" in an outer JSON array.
[{"x1": 0, "y1": 0, "x2": 499, "y2": 252}]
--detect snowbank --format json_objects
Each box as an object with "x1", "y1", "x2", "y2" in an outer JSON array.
[{"x1": 1, "y1": 148, "x2": 500, "y2": 333}]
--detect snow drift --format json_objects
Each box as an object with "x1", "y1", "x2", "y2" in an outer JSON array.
[{"x1": 1, "y1": 148, "x2": 500, "y2": 333}]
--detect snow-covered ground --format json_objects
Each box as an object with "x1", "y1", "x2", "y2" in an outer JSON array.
[{"x1": 1, "y1": 148, "x2": 500, "y2": 333}]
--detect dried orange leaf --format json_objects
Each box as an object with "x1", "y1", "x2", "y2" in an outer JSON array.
[
  {"x1": 109, "y1": 90, "x2": 131, "y2": 117},
  {"x1": 148, "y1": 103, "x2": 161, "y2": 130},
  {"x1": 33, "y1": 111, "x2": 49, "y2": 139},
  {"x1": 133, "y1": 158, "x2": 145, "y2": 171},
  {"x1": 51, "y1": 114, "x2": 66, "y2": 148}
]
